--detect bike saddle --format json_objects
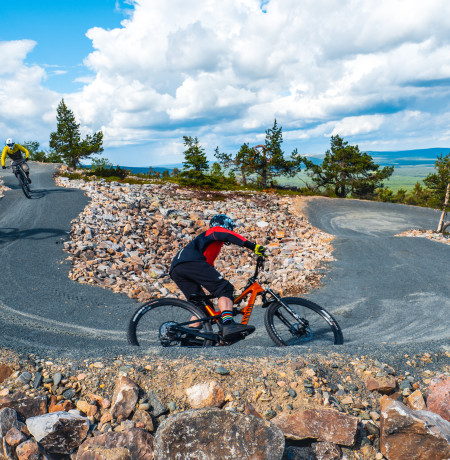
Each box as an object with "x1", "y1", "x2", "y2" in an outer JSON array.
[{"x1": 189, "y1": 293, "x2": 216, "y2": 303}]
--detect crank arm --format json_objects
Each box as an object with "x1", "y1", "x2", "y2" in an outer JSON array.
[{"x1": 174, "y1": 326, "x2": 220, "y2": 343}]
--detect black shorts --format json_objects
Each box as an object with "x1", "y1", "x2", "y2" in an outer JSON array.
[{"x1": 170, "y1": 261, "x2": 234, "y2": 302}]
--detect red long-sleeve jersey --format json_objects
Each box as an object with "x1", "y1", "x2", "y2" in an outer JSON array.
[{"x1": 170, "y1": 226, "x2": 255, "y2": 272}]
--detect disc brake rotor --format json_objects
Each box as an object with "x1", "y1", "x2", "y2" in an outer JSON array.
[{"x1": 291, "y1": 323, "x2": 313, "y2": 342}]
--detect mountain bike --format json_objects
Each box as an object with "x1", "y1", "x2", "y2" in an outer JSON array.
[
  {"x1": 6, "y1": 159, "x2": 31, "y2": 198},
  {"x1": 127, "y1": 256, "x2": 343, "y2": 347}
]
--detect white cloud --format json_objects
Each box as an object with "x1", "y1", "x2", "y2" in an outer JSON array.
[
  {"x1": 0, "y1": 40, "x2": 60, "y2": 144},
  {"x1": 3, "y1": 0, "x2": 450, "y2": 162},
  {"x1": 330, "y1": 115, "x2": 385, "y2": 137}
]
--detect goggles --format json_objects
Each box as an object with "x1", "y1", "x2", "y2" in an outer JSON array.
[{"x1": 7, "y1": 143, "x2": 14, "y2": 148}]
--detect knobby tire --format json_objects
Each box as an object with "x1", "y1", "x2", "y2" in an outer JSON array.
[
  {"x1": 18, "y1": 169, "x2": 31, "y2": 199},
  {"x1": 264, "y1": 296, "x2": 344, "y2": 346},
  {"x1": 127, "y1": 297, "x2": 213, "y2": 347}
]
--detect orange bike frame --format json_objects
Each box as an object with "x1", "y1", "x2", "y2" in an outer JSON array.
[{"x1": 203, "y1": 282, "x2": 265, "y2": 325}]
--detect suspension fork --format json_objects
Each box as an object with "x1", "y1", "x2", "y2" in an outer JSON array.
[{"x1": 265, "y1": 288, "x2": 309, "y2": 328}]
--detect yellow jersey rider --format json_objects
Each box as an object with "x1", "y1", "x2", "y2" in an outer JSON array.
[{"x1": 1, "y1": 138, "x2": 32, "y2": 183}]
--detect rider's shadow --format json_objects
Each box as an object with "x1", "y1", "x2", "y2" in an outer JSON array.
[
  {"x1": 28, "y1": 188, "x2": 80, "y2": 199},
  {"x1": 0, "y1": 227, "x2": 69, "y2": 244},
  {"x1": 3, "y1": 185, "x2": 78, "y2": 200}
]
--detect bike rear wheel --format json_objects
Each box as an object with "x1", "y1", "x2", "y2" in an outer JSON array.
[
  {"x1": 127, "y1": 298, "x2": 213, "y2": 347},
  {"x1": 264, "y1": 297, "x2": 343, "y2": 346}
]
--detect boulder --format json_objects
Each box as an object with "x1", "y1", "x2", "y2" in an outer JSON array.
[
  {"x1": 427, "y1": 377, "x2": 450, "y2": 422},
  {"x1": 244, "y1": 402, "x2": 263, "y2": 419},
  {"x1": 0, "y1": 364, "x2": 12, "y2": 384},
  {"x1": 110, "y1": 377, "x2": 139, "y2": 421},
  {"x1": 49, "y1": 394, "x2": 73, "y2": 413},
  {"x1": 380, "y1": 396, "x2": 450, "y2": 460},
  {"x1": 15, "y1": 439, "x2": 40, "y2": 460},
  {"x1": 0, "y1": 407, "x2": 21, "y2": 444},
  {"x1": 5, "y1": 426, "x2": 27, "y2": 448},
  {"x1": 406, "y1": 389, "x2": 426, "y2": 411},
  {"x1": 147, "y1": 390, "x2": 167, "y2": 417},
  {"x1": 132, "y1": 410, "x2": 154, "y2": 432},
  {"x1": 154, "y1": 408, "x2": 285, "y2": 460},
  {"x1": 272, "y1": 409, "x2": 358, "y2": 446},
  {"x1": 185, "y1": 381, "x2": 225, "y2": 408},
  {"x1": 0, "y1": 395, "x2": 47, "y2": 419},
  {"x1": 365, "y1": 377, "x2": 396, "y2": 394},
  {"x1": 78, "y1": 446, "x2": 132, "y2": 460},
  {"x1": 312, "y1": 441, "x2": 342, "y2": 460},
  {"x1": 26, "y1": 411, "x2": 89, "y2": 454},
  {"x1": 76, "y1": 428, "x2": 154, "y2": 460}
]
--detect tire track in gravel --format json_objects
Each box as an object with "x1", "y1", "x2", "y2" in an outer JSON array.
[
  {"x1": 301, "y1": 197, "x2": 450, "y2": 351},
  {"x1": 1, "y1": 164, "x2": 449, "y2": 358},
  {"x1": 0, "y1": 163, "x2": 142, "y2": 356}
]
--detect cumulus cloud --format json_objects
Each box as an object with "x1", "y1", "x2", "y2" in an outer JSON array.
[
  {"x1": 3, "y1": 0, "x2": 450, "y2": 163},
  {"x1": 67, "y1": 0, "x2": 450, "y2": 162},
  {"x1": 0, "y1": 40, "x2": 60, "y2": 144}
]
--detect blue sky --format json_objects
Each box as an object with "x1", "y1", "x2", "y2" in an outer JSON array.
[
  {"x1": 2, "y1": 0, "x2": 450, "y2": 166},
  {"x1": 2, "y1": 0, "x2": 127, "y2": 92}
]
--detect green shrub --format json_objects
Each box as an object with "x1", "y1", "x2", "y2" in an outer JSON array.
[
  {"x1": 85, "y1": 165, "x2": 129, "y2": 179},
  {"x1": 176, "y1": 170, "x2": 239, "y2": 190},
  {"x1": 376, "y1": 187, "x2": 394, "y2": 202},
  {"x1": 393, "y1": 188, "x2": 407, "y2": 202}
]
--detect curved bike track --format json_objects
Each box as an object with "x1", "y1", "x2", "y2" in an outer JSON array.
[{"x1": 0, "y1": 164, "x2": 449, "y2": 358}]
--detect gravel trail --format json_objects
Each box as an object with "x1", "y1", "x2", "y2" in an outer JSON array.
[
  {"x1": 0, "y1": 165, "x2": 449, "y2": 367},
  {"x1": 303, "y1": 197, "x2": 450, "y2": 358}
]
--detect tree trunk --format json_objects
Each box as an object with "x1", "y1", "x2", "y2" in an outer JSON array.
[
  {"x1": 240, "y1": 167, "x2": 247, "y2": 186},
  {"x1": 261, "y1": 165, "x2": 267, "y2": 188},
  {"x1": 335, "y1": 184, "x2": 345, "y2": 198},
  {"x1": 437, "y1": 182, "x2": 450, "y2": 232}
]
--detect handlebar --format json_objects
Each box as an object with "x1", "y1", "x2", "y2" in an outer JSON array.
[
  {"x1": 3, "y1": 159, "x2": 27, "y2": 169},
  {"x1": 247, "y1": 255, "x2": 266, "y2": 285}
]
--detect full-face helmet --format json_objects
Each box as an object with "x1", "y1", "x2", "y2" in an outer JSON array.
[
  {"x1": 209, "y1": 214, "x2": 236, "y2": 231},
  {"x1": 6, "y1": 138, "x2": 14, "y2": 149}
]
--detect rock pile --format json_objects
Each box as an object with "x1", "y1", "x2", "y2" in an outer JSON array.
[
  {"x1": 55, "y1": 176, "x2": 335, "y2": 302},
  {"x1": 396, "y1": 228, "x2": 450, "y2": 245},
  {"x1": 0, "y1": 178, "x2": 10, "y2": 198},
  {"x1": 0, "y1": 349, "x2": 448, "y2": 459}
]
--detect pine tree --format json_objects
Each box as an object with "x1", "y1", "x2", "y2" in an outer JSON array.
[
  {"x1": 182, "y1": 136, "x2": 209, "y2": 173},
  {"x1": 423, "y1": 153, "x2": 450, "y2": 207},
  {"x1": 49, "y1": 99, "x2": 103, "y2": 168},
  {"x1": 234, "y1": 143, "x2": 254, "y2": 186},
  {"x1": 215, "y1": 120, "x2": 302, "y2": 188},
  {"x1": 248, "y1": 120, "x2": 302, "y2": 188},
  {"x1": 303, "y1": 135, "x2": 394, "y2": 198},
  {"x1": 423, "y1": 153, "x2": 450, "y2": 231}
]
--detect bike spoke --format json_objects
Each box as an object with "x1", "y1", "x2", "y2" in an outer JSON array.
[
  {"x1": 265, "y1": 297, "x2": 343, "y2": 346},
  {"x1": 128, "y1": 298, "x2": 214, "y2": 347}
]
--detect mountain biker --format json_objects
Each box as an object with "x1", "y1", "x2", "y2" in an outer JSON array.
[
  {"x1": 169, "y1": 214, "x2": 265, "y2": 339},
  {"x1": 1, "y1": 138, "x2": 32, "y2": 183}
]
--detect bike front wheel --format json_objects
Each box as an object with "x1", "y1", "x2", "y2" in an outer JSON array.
[
  {"x1": 127, "y1": 298, "x2": 213, "y2": 347},
  {"x1": 18, "y1": 171, "x2": 31, "y2": 198},
  {"x1": 264, "y1": 297, "x2": 343, "y2": 346}
]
